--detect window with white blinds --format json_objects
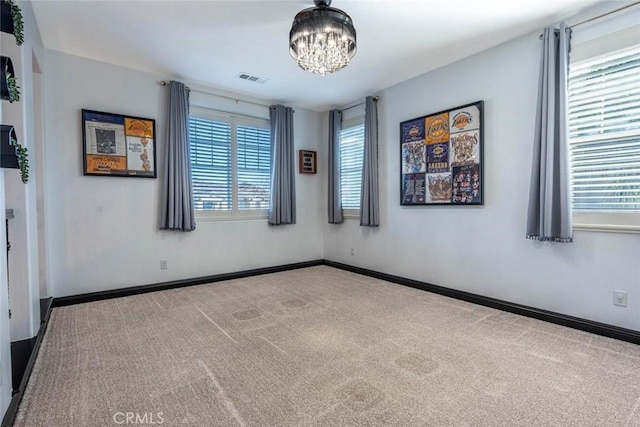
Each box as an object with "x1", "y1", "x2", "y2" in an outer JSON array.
[
  {"x1": 190, "y1": 116, "x2": 232, "y2": 211},
  {"x1": 237, "y1": 125, "x2": 270, "y2": 210},
  {"x1": 340, "y1": 123, "x2": 365, "y2": 210},
  {"x1": 568, "y1": 44, "x2": 640, "y2": 217},
  {"x1": 189, "y1": 108, "x2": 270, "y2": 219}
]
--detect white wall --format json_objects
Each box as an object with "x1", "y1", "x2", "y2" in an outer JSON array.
[
  {"x1": 34, "y1": 70, "x2": 47, "y2": 299},
  {"x1": 43, "y1": 50, "x2": 325, "y2": 298},
  {"x1": 3, "y1": 33, "x2": 39, "y2": 342},
  {"x1": 0, "y1": 160, "x2": 11, "y2": 423},
  {"x1": 323, "y1": 30, "x2": 640, "y2": 331},
  {"x1": 1, "y1": 0, "x2": 46, "y2": 413},
  {"x1": 2, "y1": 0, "x2": 45, "y2": 342}
]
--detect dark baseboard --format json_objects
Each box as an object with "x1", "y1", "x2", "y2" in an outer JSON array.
[
  {"x1": 10, "y1": 338, "x2": 36, "y2": 394},
  {"x1": 2, "y1": 299, "x2": 55, "y2": 427},
  {"x1": 52, "y1": 260, "x2": 324, "y2": 308},
  {"x1": 39, "y1": 297, "x2": 52, "y2": 325},
  {"x1": 324, "y1": 260, "x2": 640, "y2": 346},
  {"x1": 50, "y1": 258, "x2": 640, "y2": 345}
]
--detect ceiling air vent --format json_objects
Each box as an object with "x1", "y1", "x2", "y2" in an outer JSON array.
[{"x1": 236, "y1": 72, "x2": 268, "y2": 84}]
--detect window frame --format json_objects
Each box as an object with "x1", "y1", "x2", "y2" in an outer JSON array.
[
  {"x1": 568, "y1": 30, "x2": 640, "y2": 234},
  {"x1": 189, "y1": 107, "x2": 271, "y2": 221}
]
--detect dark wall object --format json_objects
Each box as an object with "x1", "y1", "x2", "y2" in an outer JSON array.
[
  {"x1": 0, "y1": 0, "x2": 14, "y2": 35},
  {"x1": 0, "y1": 56, "x2": 17, "y2": 102},
  {"x1": 1, "y1": 0, "x2": 24, "y2": 45},
  {"x1": 0, "y1": 124, "x2": 19, "y2": 169},
  {"x1": 299, "y1": 150, "x2": 317, "y2": 174}
]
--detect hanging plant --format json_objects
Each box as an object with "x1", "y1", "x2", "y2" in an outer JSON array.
[
  {"x1": 1, "y1": 0, "x2": 24, "y2": 46},
  {"x1": 6, "y1": 70, "x2": 19, "y2": 102},
  {"x1": 7, "y1": 74, "x2": 20, "y2": 102},
  {"x1": 9, "y1": 135, "x2": 28, "y2": 183},
  {"x1": 0, "y1": 124, "x2": 29, "y2": 183}
]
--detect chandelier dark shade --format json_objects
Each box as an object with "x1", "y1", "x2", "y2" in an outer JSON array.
[{"x1": 289, "y1": 0, "x2": 357, "y2": 75}]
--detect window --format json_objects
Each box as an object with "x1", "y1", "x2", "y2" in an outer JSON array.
[
  {"x1": 340, "y1": 122, "x2": 364, "y2": 214},
  {"x1": 568, "y1": 43, "x2": 640, "y2": 231},
  {"x1": 189, "y1": 107, "x2": 271, "y2": 219}
]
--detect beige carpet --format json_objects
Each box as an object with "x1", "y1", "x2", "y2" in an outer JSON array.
[{"x1": 14, "y1": 266, "x2": 640, "y2": 426}]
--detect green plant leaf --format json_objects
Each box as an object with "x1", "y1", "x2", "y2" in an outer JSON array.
[
  {"x1": 6, "y1": 73, "x2": 20, "y2": 103},
  {"x1": 9, "y1": 136, "x2": 29, "y2": 183},
  {"x1": 7, "y1": 0, "x2": 24, "y2": 46}
]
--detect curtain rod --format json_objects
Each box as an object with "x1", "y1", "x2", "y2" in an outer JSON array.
[
  {"x1": 159, "y1": 80, "x2": 274, "y2": 109},
  {"x1": 539, "y1": 1, "x2": 640, "y2": 39},
  {"x1": 341, "y1": 96, "x2": 380, "y2": 113}
]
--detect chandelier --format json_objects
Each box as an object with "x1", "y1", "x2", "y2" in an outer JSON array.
[{"x1": 289, "y1": 0, "x2": 357, "y2": 75}]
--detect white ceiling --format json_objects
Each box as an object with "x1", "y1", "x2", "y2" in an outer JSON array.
[{"x1": 31, "y1": 0, "x2": 607, "y2": 111}]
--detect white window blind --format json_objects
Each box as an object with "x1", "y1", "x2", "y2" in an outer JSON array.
[
  {"x1": 189, "y1": 116, "x2": 232, "y2": 211},
  {"x1": 237, "y1": 124, "x2": 271, "y2": 210},
  {"x1": 189, "y1": 109, "x2": 271, "y2": 218},
  {"x1": 568, "y1": 44, "x2": 640, "y2": 212},
  {"x1": 340, "y1": 123, "x2": 364, "y2": 209}
]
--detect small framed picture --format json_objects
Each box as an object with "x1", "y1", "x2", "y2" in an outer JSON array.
[
  {"x1": 299, "y1": 150, "x2": 317, "y2": 174},
  {"x1": 82, "y1": 109, "x2": 156, "y2": 178}
]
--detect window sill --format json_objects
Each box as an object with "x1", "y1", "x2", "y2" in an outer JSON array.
[
  {"x1": 573, "y1": 223, "x2": 640, "y2": 234},
  {"x1": 343, "y1": 208, "x2": 360, "y2": 220},
  {"x1": 573, "y1": 212, "x2": 640, "y2": 234},
  {"x1": 196, "y1": 216, "x2": 268, "y2": 223},
  {"x1": 195, "y1": 210, "x2": 268, "y2": 222}
]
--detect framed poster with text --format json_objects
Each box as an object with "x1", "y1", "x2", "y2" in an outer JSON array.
[
  {"x1": 400, "y1": 101, "x2": 483, "y2": 205},
  {"x1": 299, "y1": 150, "x2": 317, "y2": 174},
  {"x1": 82, "y1": 109, "x2": 157, "y2": 178}
]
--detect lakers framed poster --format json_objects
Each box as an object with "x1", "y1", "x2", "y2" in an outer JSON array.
[
  {"x1": 400, "y1": 101, "x2": 483, "y2": 205},
  {"x1": 82, "y1": 109, "x2": 157, "y2": 178}
]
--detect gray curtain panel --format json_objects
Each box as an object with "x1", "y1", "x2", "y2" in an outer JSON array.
[
  {"x1": 328, "y1": 109, "x2": 344, "y2": 224},
  {"x1": 526, "y1": 23, "x2": 573, "y2": 243},
  {"x1": 360, "y1": 96, "x2": 380, "y2": 227},
  {"x1": 160, "y1": 80, "x2": 196, "y2": 232},
  {"x1": 268, "y1": 105, "x2": 296, "y2": 225}
]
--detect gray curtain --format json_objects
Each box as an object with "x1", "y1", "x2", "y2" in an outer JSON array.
[
  {"x1": 269, "y1": 105, "x2": 296, "y2": 225},
  {"x1": 526, "y1": 22, "x2": 573, "y2": 243},
  {"x1": 328, "y1": 110, "x2": 344, "y2": 224},
  {"x1": 160, "y1": 80, "x2": 195, "y2": 231},
  {"x1": 360, "y1": 96, "x2": 380, "y2": 227}
]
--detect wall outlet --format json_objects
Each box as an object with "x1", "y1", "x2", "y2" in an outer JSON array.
[
  {"x1": 613, "y1": 290, "x2": 628, "y2": 307},
  {"x1": 160, "y1": 260, "x2": 168, "y2": 270},
  {"x1": 350, "y1": 248, "x2": 355, "y2": 256}
]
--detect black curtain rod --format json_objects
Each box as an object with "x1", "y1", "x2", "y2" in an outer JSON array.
[
  {"x1": 539, "y1": 1, "x2": 640, "y2": 39},
  {"x1": 341, "y1": 96, "x2": 380, "y2": 113}
]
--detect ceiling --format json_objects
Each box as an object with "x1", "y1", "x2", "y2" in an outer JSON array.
[{"x1": 31, "y1": 0, "x2": 607, "y2": 111}]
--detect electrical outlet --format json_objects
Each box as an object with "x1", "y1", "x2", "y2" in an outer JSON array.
[
  {"x1": 613, "y1": 290, "x2": 628, "y2": 307},
  {"x1": 350, "y1": 248, "x2": 355, "y2": 256},
  {"x1": 160, "y1": 260, "x2": 168, "y2": 270}
]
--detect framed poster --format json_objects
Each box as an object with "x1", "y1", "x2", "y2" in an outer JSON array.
[
  {"x1": 82, "y1": 109, "x2": 157, "y2": 178},
  {"x1": 400, "y1": 101, "x2": 483, "y2": 205},
  {"x1": 299, "y1": 150, "x2": 317, "y2": 174}
]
